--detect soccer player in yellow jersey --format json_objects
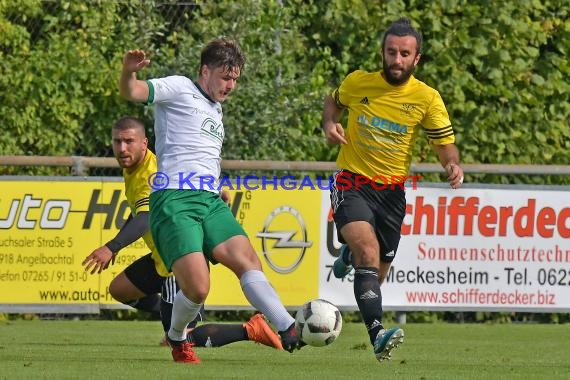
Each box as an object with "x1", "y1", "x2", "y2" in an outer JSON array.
[
  {"x1": 82, "y1": 117, "x2": 282, "y2": 353},
  {"x1": 322, "y1": 17, "x2": 464, "y2": 363}
]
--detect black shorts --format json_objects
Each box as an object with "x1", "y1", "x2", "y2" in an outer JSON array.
[
  {"x1": 124, "y1": 253, "x2": 181, "y2": 304},
  {"x1": 330, "y1": 170, "x2": 406, "y2": 263},
  {"x1": 124, "y1": 253, "x2": 164, "y2": 295}
]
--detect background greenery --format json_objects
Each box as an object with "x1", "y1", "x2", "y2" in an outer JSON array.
[{"x1": 1, "y1": 0, "x2": 568, "y2": 181}]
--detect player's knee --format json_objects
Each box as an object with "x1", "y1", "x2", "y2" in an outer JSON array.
[
  {"x1": 108, "y1": 280, "x2": 125, "y2": 302},
  {"x1": 194, "y1": 288, "x2": 209, "y2": 303},
  {"x1": 219, "y1": 248, "x2": 262, "y2": 277},
  {"x1": 355, "y1": 249, "x2": 380, "y2": 268},
  {"x1": 234, "y1": 255, "x2": 262, "y2": 277},
  {"x1": 243, "y1": 250, "x2": 262, "y2": 268},
  {"x1": 179, "y1": 285, "x2": 209, "y2": 304}
]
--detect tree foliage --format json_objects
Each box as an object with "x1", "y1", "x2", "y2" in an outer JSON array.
[{"x1": 1, "y1": 0, "x2": 568, "y2": 182}]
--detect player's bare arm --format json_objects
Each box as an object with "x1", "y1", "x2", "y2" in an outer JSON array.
[
  {"x1": 322, "y1": 95, "x2": 348, "y2": 145},
  {"x1": 82, "y1": 245, "x2": 114, "y2": 275},
  {"x1": 434, "y1": 143, "x2": 464, "y2": 189},
  {"x1": 119, "y1": 49, "x2": 151, "y2": 102}
]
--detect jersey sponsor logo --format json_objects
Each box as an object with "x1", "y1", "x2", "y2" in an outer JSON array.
[
  {"x1": 357, "y1": 114, "x2": 408, "y2": 135},
  {"x1": 200, "y1": 118, "x2": 224, "y2": 143},
  {"x1": 256, "y1": 205, "x2": 312, "y2": 274}
]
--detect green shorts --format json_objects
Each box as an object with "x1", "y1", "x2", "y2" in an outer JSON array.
[{"x1": 149, "y1": 189, "x2": 247, "y2": 270}]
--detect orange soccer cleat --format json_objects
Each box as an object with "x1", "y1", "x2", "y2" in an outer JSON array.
[
  {"x1": 244, "y1": 313, "x2": 283, "y2": 350},
  {"x1": 168, "y1": 339, "x2": 201, "y2": 364}
]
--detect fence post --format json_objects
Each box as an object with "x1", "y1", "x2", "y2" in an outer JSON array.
[
  {"x1": 395, "y1": 311, "x2": 407, "y2": 325},
  {"x1": 71, "y1": 156, "x2": 87, "y2": 176}
]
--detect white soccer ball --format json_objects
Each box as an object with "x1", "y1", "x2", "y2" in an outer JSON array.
[{"x1": 295, "y1": 299, "x2": 342, "y2": 347}]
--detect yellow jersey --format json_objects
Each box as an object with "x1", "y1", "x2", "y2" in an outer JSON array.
[
  {"x1": 123, "y1": 150, "x2": 170, "y2": 277},
  {"x1": 333, "y1": 70, "x2": 455, "y2": 182}
]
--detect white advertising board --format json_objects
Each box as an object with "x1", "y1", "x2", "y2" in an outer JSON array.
[{"x1": 319, "y1": 185, "x2": 570, "y2": 312}]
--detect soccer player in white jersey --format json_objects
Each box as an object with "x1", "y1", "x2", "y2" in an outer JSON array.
[
  {"x1": 82, "y1": 117, "x2": 282, "y2": 352},
  {"x1": 119, "y1": 38, "x2": 300, "y2": 363}
]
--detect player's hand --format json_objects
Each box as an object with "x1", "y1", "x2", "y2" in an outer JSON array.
[
  {"x1": 220, "y1": 189, "x2": 231, "y2": 205},
  {"x1": 445, "y1": 163, "x2": 464, "y2": 189},
  {"x1": 323, "y1": 122, "x2": 348, "y2": 145},
  {"x1": 122, "y1": 50, "x2": 151, "y2": 73},
  {"x1": 82, "y1": 246, "x2": 115, "y2": 275}
]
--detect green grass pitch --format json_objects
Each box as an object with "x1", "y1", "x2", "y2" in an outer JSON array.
[{"x1": 1, "y1": 320, "x2": 569, "y2": 379}]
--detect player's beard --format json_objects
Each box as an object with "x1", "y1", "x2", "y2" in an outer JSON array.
[{"x1": 382, "y1": 60, "x2": 415, "y2": 86}]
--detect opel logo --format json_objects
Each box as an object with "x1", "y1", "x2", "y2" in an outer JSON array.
[{"x1": 256, "y1": 205, "x2": 312, "y2": 273}]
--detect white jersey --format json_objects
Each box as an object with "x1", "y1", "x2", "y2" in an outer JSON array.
[{"x1": 147, "y1": 75, "x2": 224, "y2": 192}]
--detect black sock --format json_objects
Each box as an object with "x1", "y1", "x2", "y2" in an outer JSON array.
[
  {"x1": 189, "y1": 324, "x2": 247, "y2": 347},
  {"x1": 161, "y1": 302, "x2": 203, "y2": 337},
  {"x1": 353, "y1": 267, "x2": 384, "y2": 344},
  {"x1": 160, "y1": 298, "x2": 173, "y2": 333},
  {"x1": 127, "y1": 293, "x2": 161, "y2": 314}
]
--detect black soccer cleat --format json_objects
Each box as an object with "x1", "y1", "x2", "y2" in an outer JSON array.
[{"x1": 278, "y1": 323, "x2": 303, "y2": 353}]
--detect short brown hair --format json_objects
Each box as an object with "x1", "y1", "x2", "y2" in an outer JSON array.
[
  {"x1": 199, "y1": 37, "x2": 246, "y2": 75},
  {"x1": 112, "y1": 117, "x2": 146, "y2": 135}
]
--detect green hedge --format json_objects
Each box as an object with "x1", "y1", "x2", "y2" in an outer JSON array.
[{"x1": 1, "y1": 0, "x2": 567, "y2": 181}]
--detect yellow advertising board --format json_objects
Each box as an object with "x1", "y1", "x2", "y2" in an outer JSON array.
[
  {"x1": 208, "y1": 188, "x2": 320, "y2": 307},
  {"x1": 0, "y1": 179, "x2": 148, "y2": 312},
  {"x1": 0, "y1": 179, "x2": 320, "y2": 312}
]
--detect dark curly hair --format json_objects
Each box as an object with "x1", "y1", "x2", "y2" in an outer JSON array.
[{"x1": 381, "y1": 17, "x2": 423, "y2": 55}]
